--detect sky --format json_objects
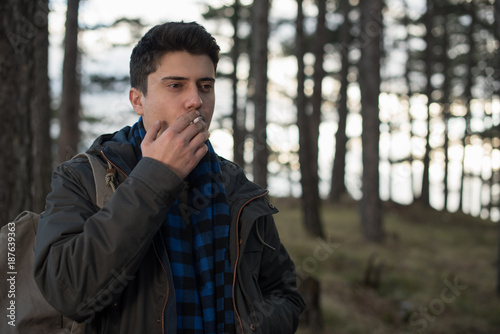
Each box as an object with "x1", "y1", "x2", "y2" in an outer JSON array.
[
  {"x1": 52, "y1": 0, "x2": 206, "y2": 27},
  {"x1": 79, "y1": 0, "x2": 205, "y2": 25}
]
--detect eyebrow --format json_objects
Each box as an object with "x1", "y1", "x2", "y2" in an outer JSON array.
[{"x1": 160, "y1": 76, "x2": 215, "y2": 82}]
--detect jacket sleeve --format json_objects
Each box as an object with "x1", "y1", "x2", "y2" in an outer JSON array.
[
  {"x1": 34, "y1": 157, "x2": 183, "y2": 322},
  {"x1": 254, "y1": 215, "x2": 306, "y2": 333}
]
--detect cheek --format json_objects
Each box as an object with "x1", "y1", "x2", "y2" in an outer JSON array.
[
  {"x1": 202, "y1": 110, "x2": 215, "y2": 129},
  {"x1": 203, "y1": 97, "x2": 215, "y2": 125},
  {"x1": 143, "y1": 99, "x2": 171, "y2": 125}
]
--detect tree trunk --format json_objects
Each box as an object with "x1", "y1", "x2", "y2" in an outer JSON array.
[
  {"x1": 311, "y1": 0, "x2": 325, "y2": 178},
  {"x1": 0, "y1": 0, "x2": 51, "y2": 226},
  {"x1": 296, "y1": 0, "x2": 324, "y2": 238},
  {"x1": 58, "y1": 0, "x2": 81, "y2": 163},
  {"x1": 459, "y1": 2, "x2": 475, "y2": 212},
  {"x1": 493, "y1": 0, "x2": 500, "y2": 296},
  {"x1": 231, "y1": 0, "x2": 246, "y2": 168},
  {"x1": 329, "y1": 0, "x2": 351, "y2": 203},
  {"x1": 419, "y1": 0, "x2": 434, "y2": 207},
  {"x1": 358, "y1": 0, "x2": 384, "y2": 242},
  {"x1": 297, "y1": 275, "x2": 323, "y2": 330},
  {"x1": 441, "y1": 20, "x2": 450, "y2": 212},
  {"x1": 403, "y1": 0, "x2": 416, "y2": 201},
  {"x1": 251, "y1": 0, "x2": 269, "y2": 189}
]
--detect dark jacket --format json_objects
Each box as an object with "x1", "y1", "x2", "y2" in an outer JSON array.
[{"x1": 34, "y1": 126, "x2": 305, "y2": 334}]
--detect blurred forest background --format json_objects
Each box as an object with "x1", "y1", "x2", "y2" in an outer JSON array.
[{"x1": 1, "y1": 0, "x2": 499, "y2": 332}]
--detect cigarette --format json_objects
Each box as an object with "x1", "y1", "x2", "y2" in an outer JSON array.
[{"x1": 191, "y1": 116, "x2": 204, "y2": 124}]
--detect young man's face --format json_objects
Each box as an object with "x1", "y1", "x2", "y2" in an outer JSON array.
[{"x1": 129, "y1": 51, "x2": 216, "y2": 136}]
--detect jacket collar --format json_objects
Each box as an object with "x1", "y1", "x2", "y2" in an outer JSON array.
[{"x1": 86, "y1": 126, "x2": 139, "y2": 178}]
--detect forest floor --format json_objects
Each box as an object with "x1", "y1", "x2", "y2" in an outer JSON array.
[{"x1": 272, "y1": 197, "x2": 500, "y2": 334}]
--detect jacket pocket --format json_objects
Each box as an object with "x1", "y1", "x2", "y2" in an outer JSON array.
[{"x1": 242, "y1": 236, "x2": 264, "y2": 280}]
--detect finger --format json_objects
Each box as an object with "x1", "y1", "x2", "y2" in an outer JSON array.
[
  {"x1": 169, "y1": 110, "x2": 201, "y2": 133},
  {"x1": 143, "y1": 120, "x2": 161, "y2": 144},
  {"x1": 181, "y1": 118, "x2": 208, "y2": 142},
  {"x1": 193, "y1": 141, "x2": 209, "y2": 160},
  {"x1": 189, "y1": 130, "x2": 210, "y2": 150}
]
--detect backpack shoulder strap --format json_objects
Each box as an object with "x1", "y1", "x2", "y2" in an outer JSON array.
[{"x1": 72, "y1": 153, "x2": 115, "y2": 209}]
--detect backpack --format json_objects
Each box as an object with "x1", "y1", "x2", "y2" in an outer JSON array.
[{"x1": 0, "y1": 153, "x2": 116, "y2": 334}]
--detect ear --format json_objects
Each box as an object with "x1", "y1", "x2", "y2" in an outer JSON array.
[{"x1": 129, "y1": 87, "x2": 144, "y2": 116}]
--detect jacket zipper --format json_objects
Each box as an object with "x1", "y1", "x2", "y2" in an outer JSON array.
[
  {"x1": 153, "y1": 242, "x2": 169, "y2": 334},
  {"x1": 232, "y1": 191, "x2": 269, "y2": 334}
]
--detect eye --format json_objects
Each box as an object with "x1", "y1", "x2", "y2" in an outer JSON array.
[
  {"x1": 167, "y1": 83, "x2": 182, "y2": 89},
  {"x1": 199, "y1": 82, "x2": 214, "y2": 92}
]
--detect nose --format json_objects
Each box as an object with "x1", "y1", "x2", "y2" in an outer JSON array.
[{"x1": 185, "y1": 86, "x2": 203, "y2": 111}]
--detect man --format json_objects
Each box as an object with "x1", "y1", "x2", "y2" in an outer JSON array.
[{"x1": 34, "y1": 21, "x2": 305, "y2": 334}]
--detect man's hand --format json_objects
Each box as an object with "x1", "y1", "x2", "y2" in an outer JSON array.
[{"x1": 141, "y1": 110, "x2": 210, "y2": 179}]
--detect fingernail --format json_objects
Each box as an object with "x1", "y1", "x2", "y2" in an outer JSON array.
[{"x1": 193, "y1": 116, "x2": 204, "y2": 124}]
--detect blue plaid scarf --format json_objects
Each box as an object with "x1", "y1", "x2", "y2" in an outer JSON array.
[{"x1": 129, "y1": 117, "x2": 235, "y2": 333}]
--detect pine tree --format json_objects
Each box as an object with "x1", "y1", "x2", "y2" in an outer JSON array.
[
  {"x1": 358, "y1": 0, "x2": 384, "y2": 242},
  {"x1": 0, "y1": 0, "x2": 51, "y2": 225},
  {"x1": 58, "y1": 0, "x2": 81, "y2": 162}
]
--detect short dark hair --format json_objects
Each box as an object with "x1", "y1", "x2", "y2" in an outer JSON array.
[{"x1": 129, "y1": 21, "x2": 220, "y2": 95}]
